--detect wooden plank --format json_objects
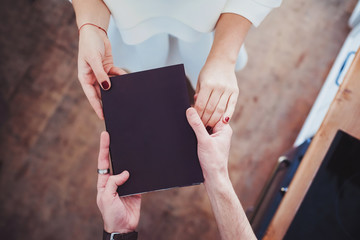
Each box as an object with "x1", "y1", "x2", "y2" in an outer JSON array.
[{"x1": 264, "y1": 48, "x2": 360, "y2": 240}]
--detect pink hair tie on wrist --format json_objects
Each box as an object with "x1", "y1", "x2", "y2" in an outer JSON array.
[{"x1": 78, "y1": 23, "x2": 107, "y2": 36}]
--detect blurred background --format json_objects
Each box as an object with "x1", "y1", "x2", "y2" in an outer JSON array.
[{"x1": 0, "y1": 0, "x2": 357, "y2": 239}]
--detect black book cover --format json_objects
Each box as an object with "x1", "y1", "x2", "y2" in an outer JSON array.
[{"x1": 101, "y1": 64, "x2": 204, "y2": 196}]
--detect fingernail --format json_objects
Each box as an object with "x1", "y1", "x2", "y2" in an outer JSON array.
[
  {"x1": 101, "y1": 81, "x2": 109, "y2": 90},
  {"x1": 223, "y1": 117, "x2": 230, "y2": 123},
  {"x1": 206, "y1": 126, "x2": 212, "y2": 134}
]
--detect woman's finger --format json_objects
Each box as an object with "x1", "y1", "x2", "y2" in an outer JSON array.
[
  {"x1": 87, "y1": 54, "x2": 111, "y2": 90},
  {"x1": 223, "y1": 91, "x2": 239, "y2": 123},
  {"x1": 194, "y1": 86, "x2": 212, "y2": 120},
  {"x1": 95, "y1": 84, "x2": 101, "y2": 101},
  {"x1": 105, "y1": 171, "x2": 130, "y2": 196},
  {"x1": 201, "y1": 90, "x2": 223, "y2": 126},
  {"x1": 108, "y1": 66, "x2": 127, "y2": 76},
  {"x1": 206, "y1": 91, "x2": 230, "y2": 128},
  {"x1": 81, "y1": 83, "x2": 104, "y2": 119},
  {"x1": 97, "y1": 131, "x2": 111, "y2": 191}
]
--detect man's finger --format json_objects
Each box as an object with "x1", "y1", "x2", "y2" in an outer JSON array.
[
  {"x1": 88, "y1": 54, "x2": 111, "y2": 91},
  {"x1": 97, "y1": 131, "x2": 111, "y2": 191},
  {"x1": 81, "y1": 83, "x2": 104, "y2": 119},
  {"x1": 186, "y1": 107, "x2": 209, "y2": 141},
  {"x1": 194, "y1": 87, "x2": 212, "y2": 120},
  {"x1": 206, "y1": 92, "x2": 230, "y2": 128},
  {"x1": 104, "y1": 171, "x2": 130, "y2": 196}
]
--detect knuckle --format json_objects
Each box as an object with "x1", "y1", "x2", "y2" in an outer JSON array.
[
  {"x1": 217, "y1": 84, "x2": 226, "y2": 91},
  {"x1": 204, "y1": 107, "x2": 213, "y2": 115},
  {"x1": 195, "y1": 101, "x2": 206, "y2": 110},
  {"x1": 105, "y1": 176, "x2": 114, "y2": 185},
  {"x1": 206, "y1": 120, "x2": 216, "y2": 128},
  {"x1": 87, "y1": 54, "x2": 98, "y2": 64},
  {"x1": 206, "y1": 83, "x2": 217, "y2": 89},
  {"x1": 192, "y1": 118, "x2": 203, "y2": 128},
  {"x1": 216, "y1": 106, "x2": 225, "y2": 114},
  {"x1": 231, "y1": 86, "x2": 239, "y2": 93}
]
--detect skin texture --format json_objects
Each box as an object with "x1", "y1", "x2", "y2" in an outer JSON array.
[
  {"x1": 96, "y1": 132, "x2": 141, "y2": 233},
  {"x1": 73, "y1": 0, "x2": 126, "y2": 119},
  {"x1": 195, "y1": 13, "x2": 251, "y2": 128},
  {"x1": 186, "y1": 108, "x2": 257, "y2": 240},
  {"x1": 72, "y1": 1, "x2": 251, "y2": 126},
  {"x1": 96, "y1": 109, "x2": 257, "y2": 239},
  {"x1": 78, "y1": 28, "x2": 126, "y2": 119}
]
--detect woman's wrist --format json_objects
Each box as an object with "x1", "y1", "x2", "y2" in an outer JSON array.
[
  {"x1": 78, "y1": 23, "x2": 108, "y2": 40},
  {"x1": 205, "y1": 53, "x2": 237, "y2": 70},
  {"x1": 79, "y1": 23, "x2": 107, "y2": 36}
]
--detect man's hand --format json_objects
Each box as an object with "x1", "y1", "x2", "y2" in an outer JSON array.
[
  {"x1": 96, "y1": 131, "x2": 141, "y2": 233},
  {"x1": 186, "y1": 108, "x2": 257, "y2": 240},
  {"x1": 186, "y1": 107, "x2": 232, "y2": 183}
]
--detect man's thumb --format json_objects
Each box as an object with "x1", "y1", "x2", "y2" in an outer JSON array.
[{"x1": 186, "y1": 107, "x2": 208, "y2": 141}]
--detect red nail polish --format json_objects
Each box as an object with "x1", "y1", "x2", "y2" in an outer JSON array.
[
  {"x1": 224, "y1": 117, "x2": 230, "y2": 123},
  {"x1": 101, "y1": 81, "x2": 109, "y2": 90}
]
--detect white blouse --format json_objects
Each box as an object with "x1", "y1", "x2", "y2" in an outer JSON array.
[{"x1": 103, "y1": 0, "x2": 282, "y2": 45}]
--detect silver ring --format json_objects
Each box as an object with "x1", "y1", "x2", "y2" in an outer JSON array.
[{"x1": 97, "y1": 168, "x2": 110, "y2": 175}]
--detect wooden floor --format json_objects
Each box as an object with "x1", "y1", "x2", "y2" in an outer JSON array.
[{"x1": 0, "y1": 0, "x2": 356, "y2": 239}]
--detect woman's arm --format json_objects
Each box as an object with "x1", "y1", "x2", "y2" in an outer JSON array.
[
  {"x1": 195, "y1": 13, "x2": 251, "y2": 128},
  {"x1": 209, "y1": 13, "x2": 251, "y2": 67},
  {"x1": 72, "y1": 0, "x2": 110, "y2": 30},
  {"x1": 72, "y1": 0, "x2": 125, "y2": 119}
]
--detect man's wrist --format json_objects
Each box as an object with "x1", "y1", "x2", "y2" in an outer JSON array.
[
  {"x1": 104, "y1": 224, "x2": 135, "y2": 234},
  {"x1": 203, "y1": 169, "x2": 232, "y2": 193},
  {"x1": 103, "y1": 230, "x2": 138, "y2": 240}
]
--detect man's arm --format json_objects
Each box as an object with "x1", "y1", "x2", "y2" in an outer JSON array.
[
  {"x1": 204, "y1": 173, "x2": 256, "y2": 240},
  {"x1": 186, "y1": 108, "x2": 257, "y2": 240}
]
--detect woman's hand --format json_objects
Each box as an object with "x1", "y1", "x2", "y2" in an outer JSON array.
[
  {"x1": 78, "y1": 26, "x2": 126, "y2": 119},
  {"x1": 96, "y1": 131, "x2": 141, "y2": 233},
  {"x1": 194, "y1": 59, "x2": 239, "y2": 128}
]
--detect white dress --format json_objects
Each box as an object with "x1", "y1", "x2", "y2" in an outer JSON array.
[{"x1": 104, "y1": 0, "x2": 282, "y2": 87}]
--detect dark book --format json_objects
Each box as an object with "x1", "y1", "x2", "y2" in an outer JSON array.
[{"x1": 101, "y1": 64, "x2": 204, "y2": 196}]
